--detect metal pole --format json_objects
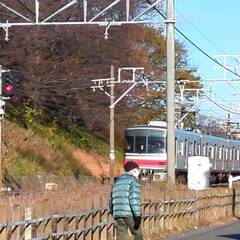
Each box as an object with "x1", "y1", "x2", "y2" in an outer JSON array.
[
  {"x1": 227, "y1": 113, "x2": 231, "y2": 136},
  {"x1": 109, "y1": 65, "x2": 115, "y2": 181},
  {"x1": 166, "y1": 0, "x2": 176, "y2": 184},
  {"x1": 35, "y1": 0, "x2": 39, "y2": 24}
]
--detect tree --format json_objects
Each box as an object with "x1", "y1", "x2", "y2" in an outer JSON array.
[{"x1": 0, "y1": 1, "x2": 202, "y2": 143}]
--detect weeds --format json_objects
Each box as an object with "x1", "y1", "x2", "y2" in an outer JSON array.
[{"x1": 5, "y1": 102, "x2": 123, "y2": 178}]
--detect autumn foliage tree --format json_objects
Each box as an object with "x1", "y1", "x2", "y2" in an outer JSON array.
[{"x1": 0, "y1": 1, "x2": 201, "y2": 142}]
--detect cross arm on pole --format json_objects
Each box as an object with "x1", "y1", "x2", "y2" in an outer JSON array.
[
  {"x1": 41, "y1": 0, "x2": 78, "y2": 23},
  {"x1": 89, "y1": 0, "x2": 121, "y2": 22},
  {"x1": 0, "y1": 0, "x2": 162, "y2": 27},
  {"x1": 0, "y1": 2, "x2": 31, "y2": 22},
  {"x1": 131, "y1": 0, "x2": 162, "y2": 22},
  {"x1": 109, "y1": 82, "x2": 138, "y2": 108},
  {"x1": 179, "y1": 101, "x2": 200, "y2": 123}
]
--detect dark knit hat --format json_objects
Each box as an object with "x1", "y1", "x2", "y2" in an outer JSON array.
[{"x1": 124, "y1": 161, "x2": 139, "y2": 172}]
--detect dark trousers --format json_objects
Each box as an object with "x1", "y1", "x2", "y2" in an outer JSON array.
[{"x1": 115, "y1": 217, "x2": 143, "y2": 240}]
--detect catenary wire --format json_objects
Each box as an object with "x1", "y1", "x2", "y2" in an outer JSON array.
[
  {"x1": 146, "y1": 0, "x2": 240, "y2": 79},
  {"x1": 176, "y1": 9, "x2": 226, "y2": 55},
  {"x1": 204, "y1": 95, "x2": 240, "y2": 116},
  {"x1": 16, "y1": 0, "x2": 35, "y2": 16}
]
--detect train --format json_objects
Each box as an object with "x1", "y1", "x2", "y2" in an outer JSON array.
[{"x1": 124, "y1": 121, "x2": 240, "y2": 183}]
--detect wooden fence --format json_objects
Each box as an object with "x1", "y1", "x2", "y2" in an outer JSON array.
[{"x1": 0, "y1": 187, "x2": 239, "y2": 240}]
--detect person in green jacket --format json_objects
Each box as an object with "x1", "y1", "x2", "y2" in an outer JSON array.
[{"x1": 109, "y1": 161, "x2": 143, "y2": 240}]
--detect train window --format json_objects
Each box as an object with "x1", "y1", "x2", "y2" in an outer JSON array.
[
  {"x1": 224, "y1": 149, "x2": 228, "y2": 160},
  {"x1": 185, "y1": 140, "x2": 188, "y2": 156},
  {"x1": 233, "y1": 149, "x2": 235, "y2": 160},
  {"x1": 135, "y1": 136, "x2": 146, "y2": 153},
  {"x1": 237, "y1": 150, "x2": 240, "y2": 161},
  {"x1": 148, "y1": 136, "x2": 165, "y2": 153},
  {"x1": 233, "y1": 149, "x2": 236, "y2": 160},
  {"x1": 124, "y1": 136, "x2": 134, "y2": 153},
  {"x1": 177, "y1": 140, "x2": 184, "y2": 156},
  {"x1": 194, "y1": 143, "x2": 200, "y2": 155},
  {"x1": 193, "y1": 141, "x2": 198, "y2": 156},
  {"x1": 202, "y1": 145, "x2": 205, "y2": 156},
  {"x1": 188, "y1": 142, "x2": 193, "y2": 156},
  {"x1": 203, "y1": 143, "x2": 208, "y2": 157},
  {"x1": 208, "y1": 146, "x2": 214, "y2": 159},
  {"x1": 197, "y1": 143, "x2": 201, "y2": 155},
  {"x1": 229, "y1": 149, "x2": 232, "y2": 161},
  {"x1": 217, "y1": 147, "x2": 222, "y2": 159},
  {"x1": 214, "y1": 145, "x2": 217, "y2": 159}
]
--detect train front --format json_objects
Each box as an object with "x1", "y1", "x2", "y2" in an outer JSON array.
[{"x1": 124, "y1": 122, "x2": 167, "y2": 178}]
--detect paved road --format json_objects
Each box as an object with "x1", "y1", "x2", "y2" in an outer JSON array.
[{"x1": 166, "y1": 221, "x2": 240, "y2": 240}]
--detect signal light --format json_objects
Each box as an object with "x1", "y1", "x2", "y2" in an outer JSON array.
[{"x1": 2, "y1": 72, "x2": 15, "y2": 97}]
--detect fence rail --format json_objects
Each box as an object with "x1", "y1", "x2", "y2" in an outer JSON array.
[{"x1": 0, "y1": 188, "x2": 239, "y2": 240}]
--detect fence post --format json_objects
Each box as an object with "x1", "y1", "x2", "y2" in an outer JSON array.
[
  {"x1": 42, "y1": 199, "x2": 52, "y2": 238},
  {"x1": 0, "y1": 205, "x2": 8, "y2": 240},
  {"x1": 160, "y1": 191, "x2": 166, "y2": 231},
  {"x1": 233, "y1": 188, "x2": 239, "y2": 217},
  {"x1": 195, "y1": 191, "x2": 199, "y2": 227},
  {"x1": 100, "y1": 196, "x2": 108, "y2": 240},
  {"x1": 92, "y1": 196, "x2": 101, "y2": 240},
  {"x1": 11, "y1": 204, "x2": 24, "y2": 240},
  {"x1": 24, "y1": 206, "x2": 32, "y2": 240},
  {"x1": 83, "y1": 197, "x2": 93, "y2": 240}
]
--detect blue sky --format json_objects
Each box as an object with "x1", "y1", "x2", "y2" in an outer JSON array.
[{"x1": 175, "y1": 0, "x2": 240, "y2": 122}]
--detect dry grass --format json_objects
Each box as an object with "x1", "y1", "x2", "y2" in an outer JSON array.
[
  {"x1": 1, "y1": 180, "x2": 239, "y2": 240},
  {"x1": 0, "y1": 182, "x2": 111, "y2": 221}
]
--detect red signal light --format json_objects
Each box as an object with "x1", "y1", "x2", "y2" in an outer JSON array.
[{"x1": 2, "y1": 72, "x2": 15, "y2": 97}]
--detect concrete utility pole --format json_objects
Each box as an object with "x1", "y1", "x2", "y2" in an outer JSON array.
[
  {"x1": 109, "y1": 65, "x2": 115, "y2": 181},
  {"x1": 227, "y1": 113, "x2": 231, "y2": 136},
  {"x1": 91, "y1": 67, "x2": 152, "y2": 179},
  {"x1": 166, "y1": 0, "x2": 176, "y2": 184}
]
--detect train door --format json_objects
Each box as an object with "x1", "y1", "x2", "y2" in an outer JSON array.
[
  {"x1": 207, "y1": 144, "x2": 214, "y2": 169},
  {"x1": 223, "y1": 147, "x2": 228, "y2": 170},
  {"x1": 236, "y1": 148, "x2": 240, "y2": 170},
  {"x1": 176, "y1": 133, "x2": 186, "y2": 169},
  {"x1": 216, "y1": 145, "x2": 222, "y2": 170}
]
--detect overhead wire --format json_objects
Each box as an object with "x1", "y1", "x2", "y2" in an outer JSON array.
[
  {"x1": 16, "y1": 0, "x2": 35, "y2": 16},
  {"x1": 146, "y1": 0, "x2": 240, "y2": 79},
  {"x1": 146, "y1": 0, "x2": 240, "y2": 120},
  {"x1": 176, "y1": 9, "x2": 226, "y2": 55},
  {"x1": 9, "y1": 1, "x2": 238, "y2": 120},
  {"x1": 204, "y1": 95, "x2": 240, "y2": 116}
]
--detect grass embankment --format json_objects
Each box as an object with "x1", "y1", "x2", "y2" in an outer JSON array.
[{"x1": 3, "y1": 103, "x2": 123, "y2": 178}]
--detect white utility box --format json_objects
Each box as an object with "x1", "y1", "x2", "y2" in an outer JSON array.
[{"x1": 188, "y1": 156, "x2": 210, "y2": 190}]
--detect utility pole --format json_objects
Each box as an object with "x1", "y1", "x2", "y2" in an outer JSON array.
[
  {"x1": 179, "y1": 82, "x2": 185, "y2": 129},
  {"x1": 91, "y1": 67, "x2": 152, "y2": 179},
  {"x1": 166, "y1": 0, "x2": 176, "y2": 184},
  {"x1": 109, "y1": 65, "x2": 115, "y2": 181},
  {"x1": 227, "y1": 113, "x2": 231, "y2": 136}
]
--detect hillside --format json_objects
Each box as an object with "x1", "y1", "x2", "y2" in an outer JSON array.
[{"x1": 2, "y1": 119, "x2": 123, "y2": 181}]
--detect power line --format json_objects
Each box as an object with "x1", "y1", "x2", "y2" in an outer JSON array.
[
  {"x1": 146, "y1": 0, "x2": 240, "y2": 79},
  {"x1": 16, "y1": 0, "x2": 35, "y2": 16},
  {"x1": 204, "y1": 95, "x2": 240, "y2": 116},
  {"x1": 176, "y1": 9, "x2": 226, "y2": 55}
]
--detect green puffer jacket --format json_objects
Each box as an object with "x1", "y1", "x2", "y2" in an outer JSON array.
[{"x1": 109, "y1": 173, "x2": 141, "y2": 218}]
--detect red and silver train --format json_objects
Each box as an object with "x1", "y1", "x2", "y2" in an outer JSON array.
[{"x1": 124, "y1": 121, "x2": 240, "y2": 183}]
